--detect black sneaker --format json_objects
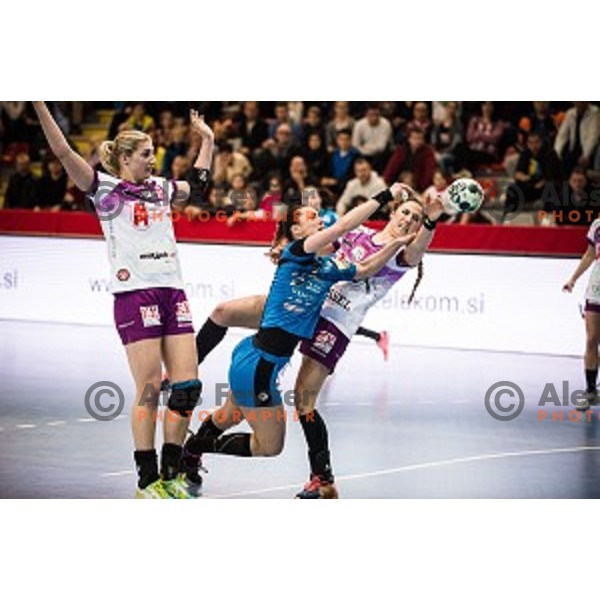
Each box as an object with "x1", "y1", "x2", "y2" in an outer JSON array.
[{"x1": 180, "y1": 437, "x2": 207, "y2": 498}]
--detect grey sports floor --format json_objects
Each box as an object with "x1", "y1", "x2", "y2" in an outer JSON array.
[{"x1": 1, "y1": 319, "x2": 598, "y2": 499}]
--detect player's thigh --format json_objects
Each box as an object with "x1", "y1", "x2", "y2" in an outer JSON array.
[
  {"x1": 239, "y1": 404, "x2": 286, "y2": 456},
  {"x1": 212, "y1": 295, "x2": 266, "y2": 329},
  {"x1": 162, "y1": 333, "x2": 198, "y2": 382}
]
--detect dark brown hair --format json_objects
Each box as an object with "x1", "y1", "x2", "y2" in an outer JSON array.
[{"x1": 267, "y1": 203, "x2": 304, "y2": 263}]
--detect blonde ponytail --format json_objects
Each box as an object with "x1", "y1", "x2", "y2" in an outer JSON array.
[
  {"x1": 99, "y1": 130, "x2": 151, "y2": 177},
  {"x1": 99, "y1": 141, "x2": 119, "y2": 176}
]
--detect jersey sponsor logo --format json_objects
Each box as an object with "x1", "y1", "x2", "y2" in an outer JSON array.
[
  {"x1": 175, "y1": 300, "x2": 192, "y2": 323},
  {"x1": 116, "y1": 268, "x2": 130, "y2": 282},
  {"x1": 118, "y1": 320, "x2": 135, "y2": 329},
  {"x1": 283, "y1": 301, "x2": 305, "y2": 314},
  {"x1": 139, "y1": 251, "x2": 169, "y2": 261},
  {"x1": 140, "y1": 304, "x2": 161, "y2": 327},
  {"x1": 327, "y1": 288, "x2": 351, "y2": 311},
  {"x1": 133, "y1": 201, "x2": 150, "y2": 229},
  {"x1": 313, "y1": 330, "x2": 337, "y2": 355}
]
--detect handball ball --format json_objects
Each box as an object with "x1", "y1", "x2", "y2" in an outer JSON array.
[{"x1": 445, "y1": 178, "x2": 484, "y2": 214}]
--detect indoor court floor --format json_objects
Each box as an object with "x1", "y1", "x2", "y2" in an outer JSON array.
[{"x1": 1, "y1": 319, "x2": 597, "y2": 499}]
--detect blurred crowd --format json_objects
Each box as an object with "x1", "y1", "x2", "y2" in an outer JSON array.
[{"x1": 1, "y1": 101, "x2": 599, "y2": 225}]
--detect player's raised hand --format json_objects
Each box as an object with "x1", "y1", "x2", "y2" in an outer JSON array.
[
  {"x1": 190, "y1": 110, "x2": 214, "y2": 140},
  {"x1": 424, "y1": 193, "x2": 445, "y2": 221},
  {"x1": 390, "y1": 182, "x2": 416, "y2": 202}
]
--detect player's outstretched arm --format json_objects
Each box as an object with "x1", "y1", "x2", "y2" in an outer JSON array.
[
  {"x1": 304, "y1": 183, "x2": 409, "y2": 254},
  {"x1": 32, "y1": 101, "x2": 95, "y2": 192},
  {"x1": 177, "y1": 110, "x2": 215, "y2": 203},
  {"x1": 563, "y1": 245, "x2": 595, "y2": 292},
  {"x1": 404, "y1": 193, "x2": 444, "y2": 266}
]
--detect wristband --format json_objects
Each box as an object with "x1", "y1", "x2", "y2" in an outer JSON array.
[
  {"x1": 372, "y1": 188, "x2": 393, "y2": 207},
  {"x1": 423, "y1": 215, "x2": 438, "y2": 231}
]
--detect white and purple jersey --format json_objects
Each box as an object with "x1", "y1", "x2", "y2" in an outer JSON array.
[
  {"x1": 89, "y1": 171, "x2": 183, "y2": 294},
  {"x1": 320, "y1": 226, "x2": 413, "y2": 339},
  {"x1": 586, "y1": 219, "x2": 600, "y2": 305}
]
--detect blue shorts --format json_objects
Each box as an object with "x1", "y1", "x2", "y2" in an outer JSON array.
[{"x1": 228, "y1": 336, "x2": 290, "y2": 408}]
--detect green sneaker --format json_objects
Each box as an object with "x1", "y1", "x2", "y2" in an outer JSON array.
[
  {"x1": 135, "y1": 479, "x2": 171, "y2": 499},
  {"x1": 163, "y1": 474, "x2": 198, "y2": 499}
]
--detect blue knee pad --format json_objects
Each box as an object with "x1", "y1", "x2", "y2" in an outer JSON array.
[{"x1": 168, "y1": 379, "x2": 203, "y2": 416}]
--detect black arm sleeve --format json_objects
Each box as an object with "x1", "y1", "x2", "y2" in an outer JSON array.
[
  {"x1": 373, "y1": 188, "x2": 393, "y2": 206},
  {"x1": 289, "y1": 238, "x2": 310, "y2": 256},
  {"x1": 188, "y1": 167, "x2": 211, "y2": 206}
]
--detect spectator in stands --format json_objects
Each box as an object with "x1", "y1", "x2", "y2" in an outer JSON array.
[
  {"x1": 268, "y1": 102, "x2": 302, "y2": 139},
  {"x1": 423, "y1": 169, "x2": 448, "y2": 204},
  {"x1": 35, "y1": 155, "x2": 67, "y2": 211},
  {"x1": 525, "y1": 101, "x2": 557, "y2": 143},
  {"x1": 504, "y1": 132, "x2": 561, "y2": 217},
  {"x1": 287, "y1": 102, "x2": 304, "y2": 127},
  {"x1": 213, "y1": 142, "x2": 253, "y2": 187},
  {"x1": 255, "y1": 123, "x2": 303, "y2": 183},
  {"x1": 321, "y1": 128, "x2": 359, "y2": 193},
  {"x1": 463, "y1": 101, "x2": 505, "y2": 170},
  {"x1": 1, "y1": 102, "x2": 40, "y2": 159},
  {"x1": 554, "y1": 102, "x2": 600, "y2": 175},
  {"x1": 237, "y1": 101, "x2": 269, "y2": 157},
  {"x1": 108, "y1": 103, "x2": 132, "y2": 139},
  {"x1": 226, "y1": 188, "x2": 259, "y2": 227},
  {"x1": 543, "y1": 166, "x2": 597, "y2": 227},
  {"x1": 258, "y1": 175, "x2": 284, "y2": 216},
  {"x1": 325, "y1": 101, "x2": 355, "y2": 151},
  {"x1": 592, "y1": 145, "x2": 600, "y2": 185},
  {"x1": 2, "y1": 102, "x2": 27, "y2": 145},
  {"x1": 61, "y1": 178, "x2": 86, "y2": 212},
  {"x1": 119, "y1": 102, "x2": 155, "y2": 133},
  {"x1": 432, "y1": 101, "x2": 462, "y2": 125},
  {"x1": 406, "y1": 102, "x2": 433, "y2": 139},
  {"x1": 282, "y1": 155, "x2": 318, "y2": 198},
  {"x1": 390, "y1": 101, "x2": 415, "y2": 138},
  {"x1": 157, "y1": 109, "x2": 175, "y2": 145},
  {"x1": 398, "y1": 170, "x2": 416, "y2": 189},
  {"x1": 304, "y1": 132, "x2": 329, "y2": 181},
  {"x1": 230, "y1": 173, "x2": 249, "y2": 194},
  {"x1": 336, "y1": 157, "x2": 386, "y2": 215},
  {"x1": 352, "y1": 104, "x2": 393, "y2": 171},
  {"x1": 161, "y1": 122, "x2": 189, "y2": 177},
  {"x1": 211, "y1": 113, "x2": 235, "y2": 144},
  {"x1": 185, "y1": 184, "x2": 233, "y2": 219},
  {"x1": 306, "y1": 187, "x2": 338, "y2": 228},
  {"x1": 4, "y1": 152, "x2": 38, "y2": 209},
  {"x1": 170, "y1": 155, "x2": 191, "y2": 180},
  {"x1": 431, "y1": 101, "x2": 463, "y2": 174},
  {"x1": 302, "y1": 106, "x2": 326, "y2": 149},
  {"x1": 383, "y1": 128, "x2": 437, "y2": 191}
]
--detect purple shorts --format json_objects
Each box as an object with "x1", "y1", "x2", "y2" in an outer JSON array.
[
  {"x1": 113, "y1": 287, "x2": 194, "y2": 346},
  {"x1": 300, "y1": 317, "x2": 351, "y2": 374},
  {"x1": 585, "y1": 301, "x2": 600, "y2": 313}
]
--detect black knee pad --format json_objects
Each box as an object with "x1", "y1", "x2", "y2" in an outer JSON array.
[{"x1": 168, "y1": 379, "x2": 202, "y2": 417}]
